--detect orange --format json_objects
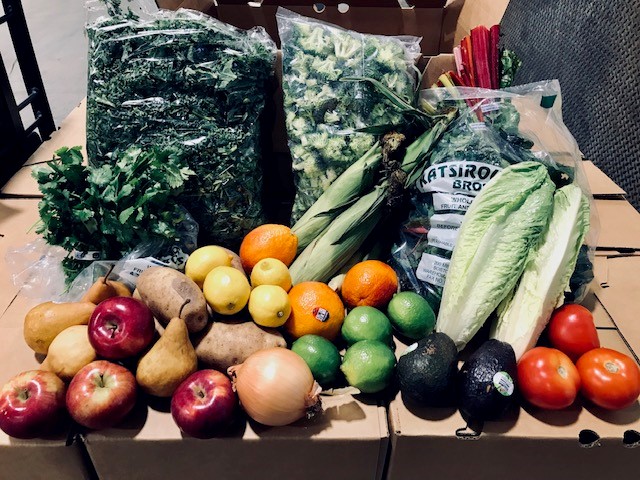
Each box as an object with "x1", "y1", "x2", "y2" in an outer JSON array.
[
  {"x1": 341, "y1": 260, "x2": 398, "y2": 309},
  {"x1": 239, "y1": 224, "x2": 298, "y2": 273},
  {"x1": 284, "y1": 282, "x2": 345, "y2": 341}
]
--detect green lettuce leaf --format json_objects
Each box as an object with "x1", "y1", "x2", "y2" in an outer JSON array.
[
  {"x1": 436, "y1": 162, "x2": 555, "y2": 350},
  {"x1": 491, "y1": 183, "x2": 590, "y2": 359}
]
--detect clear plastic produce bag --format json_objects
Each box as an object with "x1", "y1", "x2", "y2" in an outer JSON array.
[
  {"x1": 6, "y1": 211, "x2": 198, "y2": 303},
  {"x1": 85, "y1": 0, "x2": 276, "y2": 247},
  {"x1": 276, "y1": 7, "x2": 421, "y2": 222},
  {"x1": 391, "y1": 80, "x2": 599, "y2": 309}
]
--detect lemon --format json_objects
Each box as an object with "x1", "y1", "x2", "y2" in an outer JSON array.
[
  {"x1": 186, "y1": 246, "x2": 233, "y2": 288},
  {"x1": 250, "y1": 258, "x2": 292, "y2": 291},
  {"x1": 248, "y1": 285, "x2": 291, "y2": 327},
  {"x1": 203, "y1": 266, "x2": 251, "y2": 315}
]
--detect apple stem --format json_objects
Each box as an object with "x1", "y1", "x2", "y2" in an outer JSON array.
[
  {"x1": 108, "y1": 323, "x2": 118, "y2": 339},
  {"x1": 17, "y1": 388, "x2": 30, "y2": 401},
  {"x1": 178, "y1": 299, "x2": 191, "y2": 319},
  {"x1": 103, "y1": 264, "x2": 116, "y2": 284},
  {"x1": 98, "y1": 373, "x2": 105, "y2": 388}
]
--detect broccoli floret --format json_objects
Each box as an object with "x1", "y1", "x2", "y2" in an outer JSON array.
[
  {"x1": 298, "y1": 26, "x2": 332, "y2": 56},
  {"x1": 319, "y1": 135, "x2": 347, "y2": 160},
  {"x1": 334, "y1": 33, "x2": 363, "y2": 60},
  {"x1": 348, "y1": 133, "x2": 376, "y2": 158},
  {"x1": 324, "y1": 110, "x2": 340, "y2": 124},
  {"x1": 310, "y1": 56, "x2": 340, "y2": 81}
]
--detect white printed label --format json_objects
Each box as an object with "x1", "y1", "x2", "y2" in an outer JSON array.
[
  {"x1": 416, "y1": 253, "x2": 451, "y2": 287},
  {"x1": 417, "y1": 161, "x2": 502, "y2": 196},
  {"x1": 72, "y1": 250, "x2": 103, "y2": 261},
  {"x1": 493, "y1": 371, "x2": 515, "y2": 397},
  {"x1": 480, "y1": 102, "x2": 500, "y2": 113},
  {"x1": 469, "y1": 122, "x2": 488, "y2": 131},
  {"x1": 118, "y1": 257, "x2": 168, "y2": 285},
  {"x1": 432, "y1": 192, "x2": 473, "y2": 212},
  {"x1": 427, "y1": 213, "x2": 464, "y2": 251}
]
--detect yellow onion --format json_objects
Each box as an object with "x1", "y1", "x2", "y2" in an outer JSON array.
[{"x1": 228, "y1": 348, "x2": 322, "y2": 426}]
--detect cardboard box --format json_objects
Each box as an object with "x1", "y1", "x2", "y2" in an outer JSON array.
[
  {"x1": 83, "y1": 394, "x2": 389, "y2": 480},
  {"x1": 0, "y1": 318, "x2": 92, "y2": 479},
  {"x1": 387, "y1": 328, "x2": 640, "y2": 480}
]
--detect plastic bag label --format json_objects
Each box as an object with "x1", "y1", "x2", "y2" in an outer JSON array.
[
  {"x1": 118, "y1": 257, "x2": 168, "y2": 284},
  {"x1": 427, "y1": 214, "x2": 463, "y2": 252},
  {"x1": 418, "y1": 161, "x2": 502, "y2": 196},
  {"x1": 432, "y1": 192, "x2": 473, "y2": 212},
  {"x1": 416, "y1": 253, "x2": 450, "y2": 288}
]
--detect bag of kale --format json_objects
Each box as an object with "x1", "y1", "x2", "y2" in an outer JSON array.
[
  {"x1": 276, "y1": 7, "x2": 421, "y2": 222},
  {"x1": 85, "y1": 1, "x2": 276, "y2": 247},
  {"x1": 391, "y1": 80, "x2": 598, "y2": 309}
]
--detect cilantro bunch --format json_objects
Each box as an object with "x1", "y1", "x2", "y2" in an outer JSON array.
[{"x1": 33, "y1": 146, "x2": 194, "y2": 278}]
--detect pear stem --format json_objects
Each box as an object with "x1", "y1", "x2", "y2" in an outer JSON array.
[{"x1": 103, "y1": 264, "x2": 116, "y2": 284}]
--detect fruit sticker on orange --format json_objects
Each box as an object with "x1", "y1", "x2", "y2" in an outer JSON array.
[{"x1": 313, "y1": 307, "x2": 330, "y2": 322}]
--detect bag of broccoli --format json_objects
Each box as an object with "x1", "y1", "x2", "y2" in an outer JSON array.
[
  {"x1": 86, "y1": 0, "x2": 276, "y2": 247},
  {"x1": 391, "y1": 80, "x2": 598, "y2": 309},
  {"x1": 276, "y1": 8, "x2": 421, "y2": 222}
]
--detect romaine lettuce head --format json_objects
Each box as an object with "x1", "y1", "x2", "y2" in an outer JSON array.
[
  {"x1": 492, "y1": 183, "x2": 590, "y2": 359},
  {"x1": 436, "y1": 162, "x2": 554, "y2": 350}
]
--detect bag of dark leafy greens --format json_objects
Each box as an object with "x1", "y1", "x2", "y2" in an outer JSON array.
[
  {"x1": 391, "y1": 80, "x2": 598, "y2": 309},
  {"x1": 85, "y1": 0, "x2": 276, "y2": 247},
  {"x1": 276, "y1": 7, "x2": 421, "y2": 222}
]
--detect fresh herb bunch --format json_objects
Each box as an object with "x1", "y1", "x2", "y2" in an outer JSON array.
[
  {"x1": 86, "y1": 9, "x2": 276, "y2": 246},
  {"x1": 277, "y1": 9, "x2": 420, "y2": 222},
  {"x1": 33, "y1": 146, "x2": 194, "y2": 279}
]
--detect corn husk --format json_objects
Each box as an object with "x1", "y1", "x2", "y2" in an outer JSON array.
[
  {"x1": 292, "y1": 143, "x2": 382, "y2": 252},
  {"x1": 289, "y1": 186, "x2": 386, "y2": 285}
]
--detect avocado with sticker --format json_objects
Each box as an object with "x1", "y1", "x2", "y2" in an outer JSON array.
[{"x1": 458, "y1": 339, "x2": 517, "y2": 422}]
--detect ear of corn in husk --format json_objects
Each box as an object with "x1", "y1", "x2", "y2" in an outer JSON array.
[
  {"x1": 291, "y1": 143, "x2": 382, "y2": 252},
  {"x1": 289, "y1": 185, "x2": 387, "y2": 285}
]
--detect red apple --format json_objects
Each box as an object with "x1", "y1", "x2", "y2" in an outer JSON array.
[
  {"x1": 0, "y1": 370, "x2": 66, "y2": 439},
  {"x1": 171, "y1": 370, "x2": 237, "y2": 438},
  {"x1": 66, "y1": 360, "x2": 136, "y2": 430},
  {"x1": 88, "y1": 296, "x2": 154, "y2": 359}
]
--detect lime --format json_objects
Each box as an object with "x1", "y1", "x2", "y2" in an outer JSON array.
[
  {"x1": 248, "y1": 285, "x2": 291, "y2": 327},
  {"x1": 203, "y1": 266, "x2": 251, "y2": 315},
  {"x1": 185, "y1": 245, "x2": 233, "y2": 288},
  {"x1": 291, "y1": 335, "x2": 341, "y2": 386},
  {"x1": 341, "y1": 340, "x2": 396, "y2": 393},
  {"x1": 387, "y1": 291, "x2": 436, "y2": 340},
  {"x1": 250, "y1": 258, "x2": 292, "y2": 292},
  {"x1": 342, "y1": 306, "x2": 393, "y2": 346}
]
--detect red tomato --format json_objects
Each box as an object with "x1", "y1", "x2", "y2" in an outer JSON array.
[
  {"x1": 517, "y1": 347, "x2": 581, "y2": 410},
  {"x1": 576, "y1": 348, "x2": 640, "y2": 410},
  {"x1": 547, "y1": 304, "x2": 600, "y2": 361}
]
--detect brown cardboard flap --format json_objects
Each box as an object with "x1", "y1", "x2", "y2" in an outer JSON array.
[
  {"x1": 583, "y1": 161, "x2": 626, "y2": 197},
  {"x1": 84, "y1": 393, "x2": 389, "y2": 480},
  {"x1": 582, "y1": 289, "x2": 616, "y2": 328},
  {"x1": 0, "y1": 199, "x2": 42, "y2": 314},
  {"x1": 422, "y1": 53, "x2": 456, "y2": 87},
  {"x1": 594, "y1": 199, "x2": 640, "y2": 250},
  {"x1": 594, "y1": 255, "x2": 640, "y2": 357},
  {"x1": 387, "y1": 329, "x2": 640, "y2": 480},
  {"x1": 444, "y1": 0, "x2": 509, "y2": 50}
]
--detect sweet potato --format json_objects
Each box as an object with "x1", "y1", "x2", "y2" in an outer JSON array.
[
  {"x1": 136, "y1": 267, "x2": 208, "y2": 334},
  {"x1": 194, "y1": 319, "x2": 286, "y2": 371}
]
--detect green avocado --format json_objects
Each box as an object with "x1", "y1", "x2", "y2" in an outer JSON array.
[
  {"x1": 397, "y1": 332, "x2": 458, "y2": 406},
  {"x1": 458, "y1": 339, "x2": 517, "y2": 422}
]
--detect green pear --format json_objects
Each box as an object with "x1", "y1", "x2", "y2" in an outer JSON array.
[{"x1": 136, "y1": 317, "x2": 198, "y2": 397}]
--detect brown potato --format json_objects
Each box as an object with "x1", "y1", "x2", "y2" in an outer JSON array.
[
  {"x1": 136, "y1": 267, "x2": 208, "y2": 334},
  {"x1": 194, "y1": 319, "x2": 286, "y2": 372}
]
